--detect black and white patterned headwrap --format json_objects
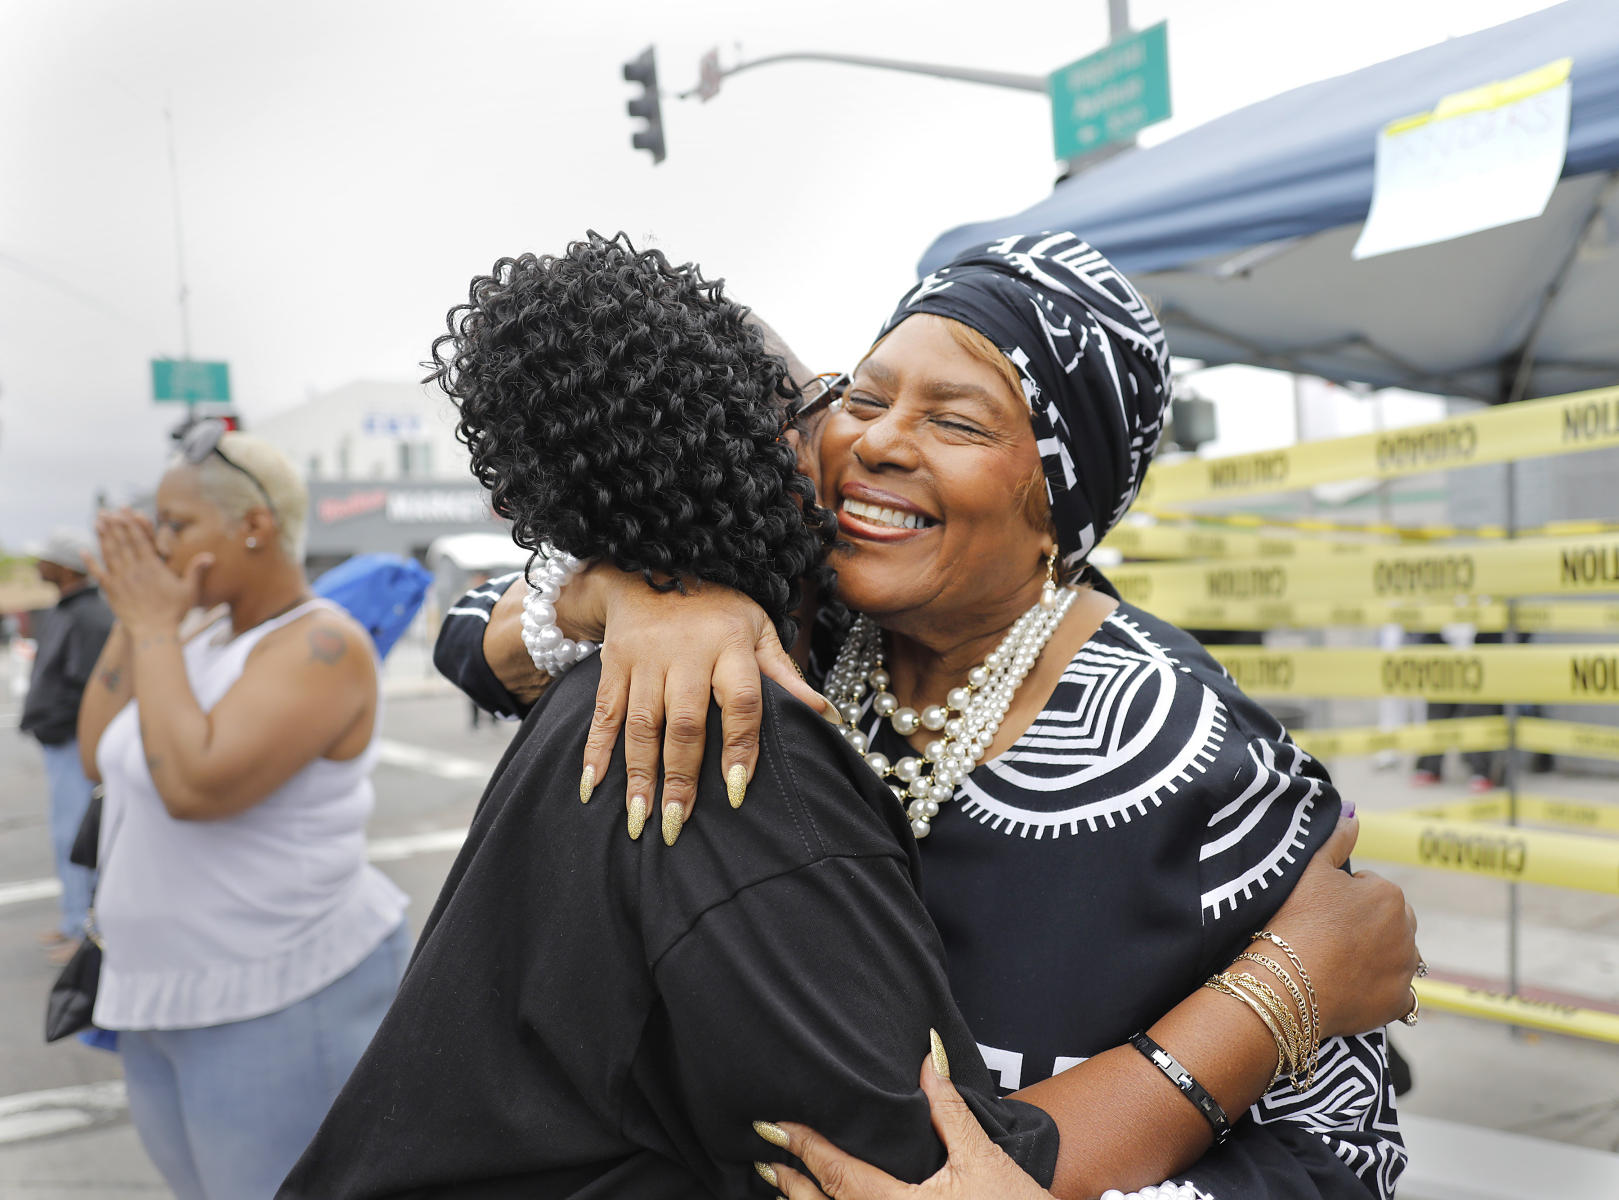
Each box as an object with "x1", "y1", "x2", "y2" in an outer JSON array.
[{"x1": 877, "y1": 231, "x2": 1173, "y2": 574}]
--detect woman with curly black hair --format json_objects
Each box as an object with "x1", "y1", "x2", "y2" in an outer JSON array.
[{"x1": 282, "y1": 234, "x2": 1409, "y2": 1200}]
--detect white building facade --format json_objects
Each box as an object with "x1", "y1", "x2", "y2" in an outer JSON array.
[{"x1": 252, "y1": 380, "x2": 507, "y2": 569}]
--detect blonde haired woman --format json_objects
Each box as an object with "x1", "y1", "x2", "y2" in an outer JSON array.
[{"x1": 79, "y1": 420, "x2": 409, "y2": 1200}]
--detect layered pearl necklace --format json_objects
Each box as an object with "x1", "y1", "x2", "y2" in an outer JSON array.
[{"x1": 825, "y1": 586, "x2": 1079, "y2": 839}]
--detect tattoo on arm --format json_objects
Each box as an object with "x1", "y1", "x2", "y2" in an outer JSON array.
[
  {"x1": 100, "y1": 666, "x2": 124, "y2": 692},
  {"x1": 307, "y1": 627, "x2": 347, "y2": 665}
]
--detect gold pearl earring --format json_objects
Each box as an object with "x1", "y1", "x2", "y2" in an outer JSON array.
[{"x1": 1040, "y1": 549, "x2": 1059, "y2": 609}]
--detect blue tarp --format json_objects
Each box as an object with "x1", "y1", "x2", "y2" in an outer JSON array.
[{"x1": 922, "y1": 0, "x2": 1619, "y2": 280}]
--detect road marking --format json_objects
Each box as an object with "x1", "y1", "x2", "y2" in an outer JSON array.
[
  {"x1": 366, "y1": 827, "x2": 467, "y2": 862},
  {"x1": 0, "y1": 825, "x2": 469, "y2": 910},
  {"x1": 0, "y1": 878, "x2": 62, "y2": 907},
  {"x1": 0, "y1": 1081, "x2": 128, "y2": 1146},
  {"x1": 375, "y1": 739, "x2": 496, "y2": 780}
]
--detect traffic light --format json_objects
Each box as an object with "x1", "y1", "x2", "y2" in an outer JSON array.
[{"x1": 622, "y1": 46, "x2": 666, "y2": 164}]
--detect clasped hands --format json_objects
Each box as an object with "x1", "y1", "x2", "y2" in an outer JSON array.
[{"x1": 84, "y1": 509, "x2": 210, "y2": 638}]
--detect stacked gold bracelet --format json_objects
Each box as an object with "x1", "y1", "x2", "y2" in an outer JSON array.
[{"x1": 1202, "y1": 930, "x2": 1322, "y2": 1092}]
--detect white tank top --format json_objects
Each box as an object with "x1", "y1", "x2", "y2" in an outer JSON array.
[{"x1": 93, "y1": 599, "x2": 408, "y2": 1030}]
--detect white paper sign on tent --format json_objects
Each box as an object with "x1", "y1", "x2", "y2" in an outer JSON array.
[{"x1": 1352, "y1": 58, "x2": 1572, "y2": 261}]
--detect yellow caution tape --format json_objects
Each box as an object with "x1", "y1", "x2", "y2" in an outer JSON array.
[
  {"x1": 1405, "y1": 793, "x2": 1619, "y2": 837},
  {"x1": 1416, "y1": 979, "x2": 1619, "y2": 1045},
  {"x1": 1295, "y1": 716, "x2": 1619, "y2": 762},
  {"x1": 1405, "y1": 795, "x2": 1513, "y2": 823},
  {"x1": 1207, "y1": 645, "x2": 1619, "y2": 703},
  {"x1": 1104, "y1": 523, "x2": 1390, "y2": 561},
  {"x1": 1109, "y1": 534, "x2": 1619, "y2": 606},
  {"x1": 1295, "y1": 717, "x2": 1509, "y2": 759},
  {"x1": 1517, "y1": 716, "x2": 1619, "y2": 760},
  {"x1": 1140, "y1": 511, "x2": 1619, "y2": 544},
  {"x1": 1357, "y1": 812, "x2": 1619, "y2": 893},
  {"x1": 1136, "y1": 383, "x2": 1619, "y2": 508},
  {"x1": 1141, "y1": 598, "x2": 1619, "y2": 633}
]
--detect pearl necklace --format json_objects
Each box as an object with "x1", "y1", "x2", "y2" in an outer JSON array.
[{"x1": 825, "y1": 587, "x2": 1079, "y2": 839}]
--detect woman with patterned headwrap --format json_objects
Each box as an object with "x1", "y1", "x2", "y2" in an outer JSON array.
[{"x1": 424, "y1": 233, "x2": 1416, "y2": 1200}]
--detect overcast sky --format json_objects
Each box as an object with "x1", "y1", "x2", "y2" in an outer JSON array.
[{"x1": 0, "y1": 0, "x2": 1561, "y2": 546}]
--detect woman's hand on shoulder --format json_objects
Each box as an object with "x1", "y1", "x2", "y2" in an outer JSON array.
[
  {"x1": 763, "y1": 1053, "x2": 1054, "y2": 1200},
  {"x1": 579, "y1": 573, "x2": 832, "y2": 835},
  {"x1": 1266, "y1": 810, "x2": 1420, "y2": 1036}
]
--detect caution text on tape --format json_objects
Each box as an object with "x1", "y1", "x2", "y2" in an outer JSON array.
[
  {"x1": 1108, "y1": 534, "x2": 1619, "y2": 606},
  {"x1": 1137, "y1": 383, "x2": 1619, "y2": 508},
  {"x1": 1140, "y1": 598, "x2": 1619, "y2": 634},
  {"x1": 1294, "y1": 717, "x2": 1509, "y2": 759},
  {"x1": 1357, "y1": 812, "x2": 1619, "y2": 893},
  {"x1": 1208, "y1": 645, "x2": 1619, "y2": 704},
  {"x1": 1416, "y1": 979, "x2": 1619, "y2": 1044},
  {"x1": 1295, "y1": 716, "x2": 1619, "y2": 762}
]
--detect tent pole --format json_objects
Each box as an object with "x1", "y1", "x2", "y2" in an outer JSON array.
[{"x1": 1503, "y1": 458, "x2": 1522, "y2": 1017}]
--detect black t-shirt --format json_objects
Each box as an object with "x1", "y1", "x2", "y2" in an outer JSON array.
[{"x1": 280, "y1": 660, "x2": 1059, "y2": 1200}]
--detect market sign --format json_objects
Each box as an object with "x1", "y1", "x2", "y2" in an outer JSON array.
[
  {"x1": 1048, "y1": 22, "x2": 1171, "y2": 161},
  {"x1": 151, "y1": 359, "x2": 231, "y2": 405}
]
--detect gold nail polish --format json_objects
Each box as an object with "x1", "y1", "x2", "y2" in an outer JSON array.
[
  {"x1": 662, "y1": 802, "x2": 685, "y2": 847},
  {"x1": 929, "y1": 1027, "x2": 951, "y2": 1080},
  {"x1": 628, "y1": 796, "x2": 649, "y2": 841},
  {"x1": 752, "y1": 1120, "x2": 789, "y2": 1149},
  {"x1": 754, "y1": 1162, "x2": 779, "y2": 1188},
  {"x1": 727, "y1": 764, "x2": 747, "y2": 810},
  {"x1": 579, "y1": 764, "x2": 595, "y2": 804},
  {"x1": 821, "y1": 699, "x2": 844, "y2": 725}
]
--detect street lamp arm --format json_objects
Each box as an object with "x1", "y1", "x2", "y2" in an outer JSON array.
[{"x1": 677, "y1": 50, "x2": 1048, "y2": 100}]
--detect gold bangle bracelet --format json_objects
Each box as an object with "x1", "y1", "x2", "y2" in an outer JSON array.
[
  {"x1": 1254, "y1": 931, "x2": 1322, "y2": 1052},
  {"x1": 1233, "y1": 952, "x2": 1320, "y2": 1087},
  {"x1": 1223, "y1": 971, "x2": 1309, "y2": 1086},
  {"x1": 1203, "y1": 975, "x2": 1288, "y2": 1086}
]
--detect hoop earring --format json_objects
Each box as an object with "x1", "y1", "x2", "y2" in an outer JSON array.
[{"x1": 1040, "y1": 548, "x2": 1059, "y2": 609}]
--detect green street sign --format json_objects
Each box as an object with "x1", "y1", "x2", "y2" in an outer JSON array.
[
  {"x1": 151, "y1": 359, "x2": 231, "y2": 405},
  {"x1": 1048, "y1": 21, "x2": 1171, "y2": 162}
]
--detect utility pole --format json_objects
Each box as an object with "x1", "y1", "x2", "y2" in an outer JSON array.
[
  {"x1": 164, "y1": 106, "x2": 195, "y2": 424},
  {"x1": 1056, "y1": 0, "x2": 1135, "y2": 182}
]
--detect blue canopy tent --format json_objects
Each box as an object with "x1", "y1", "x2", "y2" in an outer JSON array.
[{"x1": 920, "y1": 0, "x2": 1619, "y2": 403}]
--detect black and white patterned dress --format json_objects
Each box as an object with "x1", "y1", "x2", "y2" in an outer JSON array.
[
  {"x1": 820, "y1": 600, "x2": 1405, "y2": 1200},
  {"x1": 436, "y1": 583, "x2": 1405, "y2": 1198}
]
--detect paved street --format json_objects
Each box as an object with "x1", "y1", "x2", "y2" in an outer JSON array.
[{"x1": 1, "y1": 639, "x2": 1616, "y2": 1196}]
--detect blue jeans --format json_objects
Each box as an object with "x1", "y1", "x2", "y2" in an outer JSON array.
[
  {"x1": 119, "y1": 921, "x2": 410, "y2": 1200},
  {"x1": 39, "y1": 738, "x2": 96, "y2": 938}
]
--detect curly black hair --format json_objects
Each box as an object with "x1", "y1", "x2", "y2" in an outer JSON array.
[{"x1": 428, "y1": 232, "x2": 836, "y2": 644}]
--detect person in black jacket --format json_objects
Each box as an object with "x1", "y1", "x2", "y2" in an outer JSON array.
[{"x1": 20, "y1": 529, "x2": 113, "y2": 960}]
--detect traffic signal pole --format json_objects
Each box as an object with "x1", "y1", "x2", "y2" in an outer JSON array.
[{"x1": 676, "y1": 50, "x2": 1046, "y2": 99}]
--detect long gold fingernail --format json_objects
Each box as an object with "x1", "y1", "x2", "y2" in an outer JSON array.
[
  {"x1": 662, "y1": 802, "x2": 685, "y2": 846},
  {"x1": 755, "y1": 1162, "x2": 779, "y2": 1188},
  {"x1": 821, "y1": 698, "x2": 843, "y2": 725},
  {"x1": 580, "y1": 764, "x2": 595, "y2": 804},
  {"x1": 752, "y1": 1120, "x2": 789, "y2": 1149},
  {"x1": 628, "y1": 795, "x2": 648, "y2": 840},
  {"x1": 727, "y1": 764, "x2": 747, "y2": 809},
  {"x1": 929, "y1": 1027, "x2": 951, "y2": 1080}
]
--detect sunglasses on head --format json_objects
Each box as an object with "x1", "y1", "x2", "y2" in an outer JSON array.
[
  {"x1": 179, "y1": 419, "x2": 278, "y2": 522},
  {"x1": 784, "y1": 371, "x2": 849, "y2": 428}
]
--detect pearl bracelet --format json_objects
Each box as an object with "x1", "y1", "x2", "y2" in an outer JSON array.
[
  {"x1": 1099, "y1": 1182, "x2": 1211, "y2": 1200},
  {"x1": 519, "y1": 545, "x2": 599, "y2": 678}
]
